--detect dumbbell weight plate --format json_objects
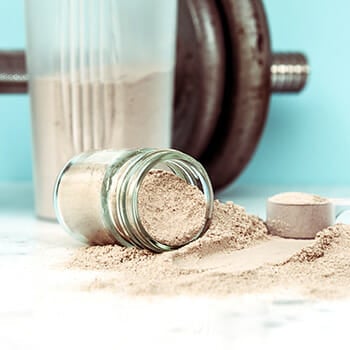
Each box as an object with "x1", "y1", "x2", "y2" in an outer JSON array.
[
  {"x1": 200, "y1": 0, "x2": 271, "y2": 189},
  {"x1": 172, "y1": 0, "x2": 226, "y2": 158}
]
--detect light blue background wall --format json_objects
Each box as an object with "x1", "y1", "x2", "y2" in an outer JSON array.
[
  {"x1": 0, "y1": 1, "x2": 30, "y2": 181},
  {"x1": 0, "y1": 0, "x2": 349, "y2": 185},
  {"x1": 237, "y1": 0, "x2": 350, "y2": 186}
]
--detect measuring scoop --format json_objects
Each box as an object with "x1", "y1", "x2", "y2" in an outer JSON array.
[{"x1": 266, "y1": 192, "x2": 350, "y2": 239}]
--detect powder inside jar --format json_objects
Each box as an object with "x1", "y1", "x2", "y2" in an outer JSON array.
[{"x1": 137, "y1": 170, "x2": 207, "y2": 247}]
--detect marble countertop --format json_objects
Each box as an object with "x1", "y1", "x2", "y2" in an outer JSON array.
[{"x1": 1, "y1": 183, "x2": 349, "y2": 349}]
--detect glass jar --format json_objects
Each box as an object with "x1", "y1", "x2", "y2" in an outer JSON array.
[{"x1": 54, "y1": 149, "x2": 214, "y2": 252}]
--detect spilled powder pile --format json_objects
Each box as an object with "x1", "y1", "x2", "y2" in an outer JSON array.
[
  {"x1": 70, "y1": 199, "x2": 268, "y2": 271},
  {"x1": 287, "y1": 224, "x2": 344, "y2": 263},
  {"x1": 236, "y1": 224, "x2": 350, "y2": 299},
  {"x1": 138, "y1": 170, "x2": 206, "y2": 246},
  {"x1": 68, "y1": 173, "x2": 350, "y2": 299},
  {"x1": 69, "y1": 223, "x2": 350, "y2": 298}
]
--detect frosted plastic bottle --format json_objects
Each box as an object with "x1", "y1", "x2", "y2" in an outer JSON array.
[{"x1": 25, "y1": 0, "x2": 178, "y2": 219}]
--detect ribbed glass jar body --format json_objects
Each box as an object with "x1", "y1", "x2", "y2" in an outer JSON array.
[{"x1": 54, "y1": 149, "x2": 214, "y2": 252}]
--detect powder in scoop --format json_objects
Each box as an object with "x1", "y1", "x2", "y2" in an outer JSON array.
[
  {"x1": 137, "y1": 170, "x2": 207, "y2": 246},
  {"x1": 269, "y1": 192, "x2": 329, "y2": 205}
]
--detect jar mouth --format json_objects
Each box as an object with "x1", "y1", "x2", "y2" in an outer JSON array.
[{"x1": 115, "y1": 149, "x2": 214, "y2": 253}]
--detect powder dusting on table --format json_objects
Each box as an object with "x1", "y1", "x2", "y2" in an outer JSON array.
[
  {"x1": 287, "y1": 224, "x2": 344, "y2": 263},
  {"x1": 68, "y1": 176, "x2": 350, "y2": 299},
  {"x1": 237, "y1": 224, "x2": 350, "y2": 299}
]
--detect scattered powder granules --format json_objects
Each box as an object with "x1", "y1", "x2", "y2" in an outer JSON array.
[
  {"x1": 137, "y1": 170, "x2": 207, "y2": 246},
  {"x1": 68, "y1": 198, "x2": 270, "y2": 294},
  {"x1": 169, "y1": 200, "x2": 268, "y2": 258},
  {"x1": 287, "y1": 224, "x2": 344, "y2": 263},
  {"x1": 70, "y1": 199, "x2": 268, "y2": 271},
  {"x1": 67, "y1": 174, "x2": 350, "y2": 299},
  {"x1": 69, "y1": 220, "x2": 350, "y2": 299},
  {"x1": 234, "y1": 224, "x2": 350, "y2": 299}
]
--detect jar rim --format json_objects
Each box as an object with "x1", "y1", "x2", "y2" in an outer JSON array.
[{"x1": 114, "y1": 149, "x2": 214, "y2": 252}]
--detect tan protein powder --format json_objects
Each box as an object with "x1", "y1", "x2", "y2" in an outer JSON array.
[
  {"x1": 68, "y1": 181, "x2": 350, "y2": 299},
  {"x1": 138, "y1": 170, "x2": 207, "y2": 246},
  {"x1": 268, "y1": 192, "x2": 329, "y2": 205}
]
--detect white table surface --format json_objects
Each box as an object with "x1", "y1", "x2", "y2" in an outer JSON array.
[{"x1": 1, "y1": 183, "x2": 350, "y2": 350}]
